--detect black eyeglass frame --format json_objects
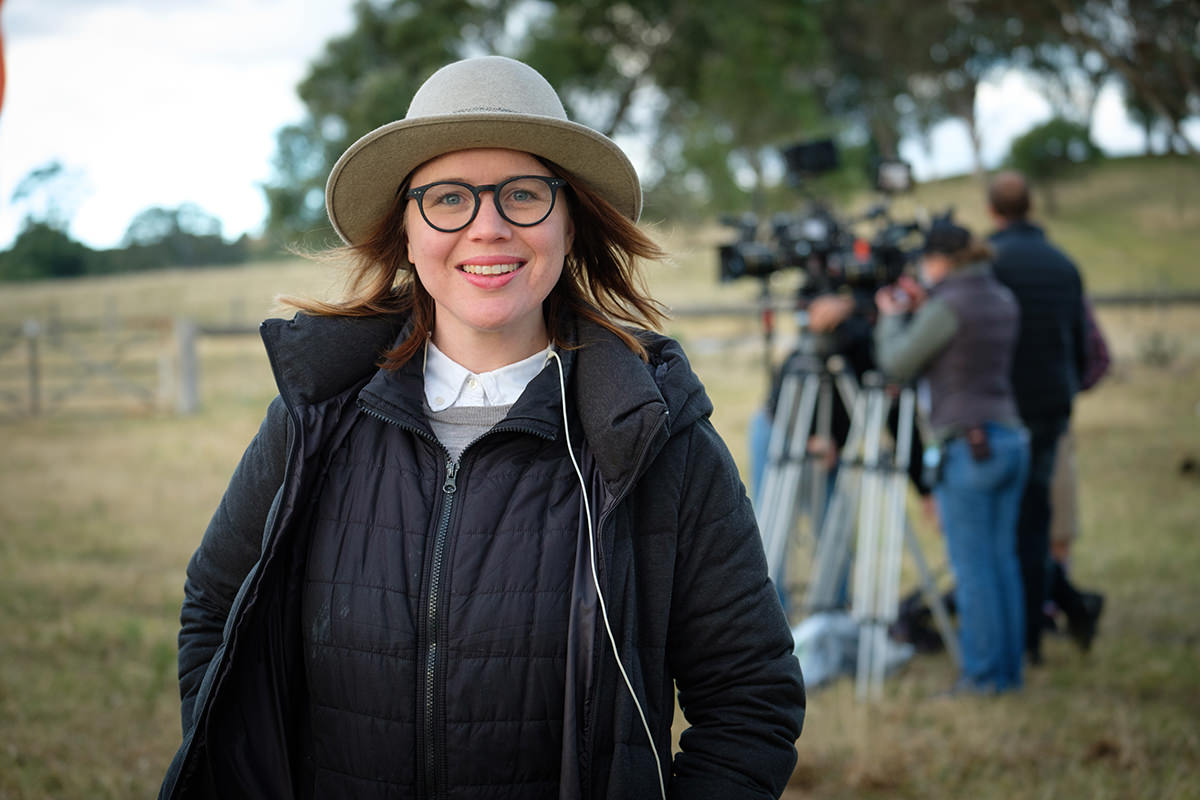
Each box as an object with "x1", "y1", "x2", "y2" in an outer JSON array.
[{"x1": 405, "y1": 175, "x2": 568, "y2": 233}]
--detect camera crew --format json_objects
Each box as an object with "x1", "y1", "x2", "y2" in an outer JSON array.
[{"x1": 872, "y1": 220, "x2": 1029, "y2": 695}]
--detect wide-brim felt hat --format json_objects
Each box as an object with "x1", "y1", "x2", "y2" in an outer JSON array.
[{"x1": 325, "y1": 56, "x2": 642, "y2": 246}]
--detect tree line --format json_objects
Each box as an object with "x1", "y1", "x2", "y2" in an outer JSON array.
[
  {"x1": 262, "y1": 0, "x2": 1196, "y2": 245},
  {"x1": 0, "y1": 162, "x2": 250, "y2": 283},
  {"x1": 3, "y1": 0, "x2": 1194, "y2": 280}
]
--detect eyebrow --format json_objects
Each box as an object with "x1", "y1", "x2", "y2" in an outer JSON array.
[{"x1": 417, "y1": 173, "x2": 555, "y2": 185}]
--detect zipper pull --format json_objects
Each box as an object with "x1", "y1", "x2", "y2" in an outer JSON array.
[{"x1": 443, "y1": 460, "x2": 459, "y2": 494}]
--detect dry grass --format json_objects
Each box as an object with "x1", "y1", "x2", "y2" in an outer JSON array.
[{"x1": 1, "y1": 158, "x2": 1199, "y2": 798}]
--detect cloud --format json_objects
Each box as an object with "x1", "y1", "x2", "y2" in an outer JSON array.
[
  {"x1": 4, "y1": 0, "x2": 201, "y2": 38},
  {"x1": 1, "y1": 0, "x2": 358, "y2": 248}
]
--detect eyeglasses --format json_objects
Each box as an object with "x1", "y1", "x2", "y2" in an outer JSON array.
[{"x1": 406, "y1": 175, "x2": 567, "y2": 233}]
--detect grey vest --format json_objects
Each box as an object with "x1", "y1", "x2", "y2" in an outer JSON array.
[{"x1": 925, "y1": 265, "x2": 1021, "y2": 436}]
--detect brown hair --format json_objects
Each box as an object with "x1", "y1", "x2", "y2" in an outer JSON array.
[
  {"x1": 987, "y1": 170, "x2": 1031, "y2": 221},
  {"x1": 279, "y1": 158, "x2": 669, "y2": 369},
  {"x1": 946, "y1": 238, "x2": 995, "y2": 269}
]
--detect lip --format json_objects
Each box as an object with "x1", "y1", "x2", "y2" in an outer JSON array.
[{"x1": 457, "y1": 256, "x2": 526, "y2": 289}]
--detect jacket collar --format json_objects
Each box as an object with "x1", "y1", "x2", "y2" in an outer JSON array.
[
  {"x1": 989, "y1": 219, "x2": 1045, "y2": 242},
  {"x1": 260, "y1": 312, "x2": 407, "y2": 410},
  {"x1": 262, "y1": 311, "x2": 712, "y2": 493}
]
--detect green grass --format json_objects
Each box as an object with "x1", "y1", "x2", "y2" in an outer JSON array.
[{"x1": 1, "y1": 155, "x2": 1199, "y2": 798}]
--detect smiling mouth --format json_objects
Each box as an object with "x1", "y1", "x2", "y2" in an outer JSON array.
[{"x1": 460, "y1": 262, "x2": 523, "y2": 276}]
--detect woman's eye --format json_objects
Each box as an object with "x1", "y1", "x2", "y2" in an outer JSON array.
[
  {"x1": 430, "y1": 187, "x2": 471, "y2": 208},
  {"x1": 504, "y1": 183, "x2": 544, "y2": 204}
]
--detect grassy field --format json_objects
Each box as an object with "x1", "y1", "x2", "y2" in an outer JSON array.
[{"x1": 1, "y1": 156, "x2": 1198, "y2": 798}]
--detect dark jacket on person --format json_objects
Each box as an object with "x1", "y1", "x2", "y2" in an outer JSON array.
[
  {"x1": 159, "y1": 311, "x2": 805, "y2": 800},
  {"x1": 874, "y1": 263, "x2": 1022, "y2": 440},
  {"x1": 988, "y1": 221, "x2": 1088, "y2": 423}
]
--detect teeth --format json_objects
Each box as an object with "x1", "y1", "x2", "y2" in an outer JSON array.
[{"x1": 461, "y1": 262, "x2": 521, "y2": 276}]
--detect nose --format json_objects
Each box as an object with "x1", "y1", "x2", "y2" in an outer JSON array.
[{"x1": 466, "y1": 190, "x2": 511, "y2": 239}]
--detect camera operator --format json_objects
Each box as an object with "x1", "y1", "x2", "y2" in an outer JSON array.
[
  {"x1": 749, "y1": 283, "x2": 933, "y2": 616},
  {"x1": 873, "y1": 220, "x2": 1029, "y2": 695},
  {"x1": 750, "y1": 286, "x2": 931, "y2": 495},
  {"x1": 737, "y1": 142, "x2": 930, "y2": 614}
]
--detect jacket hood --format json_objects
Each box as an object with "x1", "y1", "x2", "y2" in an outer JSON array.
[
  {"x1": 572, "y1": 320, "x2": 712, "y2": 493},
  {"x1": 260, "y1": 313, "x2": 407, "y2": 409},
  {"x1": 260, "y1": 312, "x2": 713, "y2": 491}
]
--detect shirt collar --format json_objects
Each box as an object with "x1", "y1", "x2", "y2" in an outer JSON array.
[{"x1": 423, "y1": 340, "x2": 554, "y2": 411}]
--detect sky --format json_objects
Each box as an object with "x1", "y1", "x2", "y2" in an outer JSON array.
[
  {"x1": 0, "y1": 0, "x2": 1179, "y2": 251},
  {"x1": 1, "y1": 0, "x2": 360, "y2": 249}
]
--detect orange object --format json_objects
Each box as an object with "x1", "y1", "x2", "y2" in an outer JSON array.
[{"x1": 853, "y1": 236, "x2": 871, "y2": 262}]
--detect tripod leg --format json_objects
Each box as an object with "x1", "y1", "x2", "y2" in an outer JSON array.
[
  {"x1": 853, "y1": 385, "x2": 888, "y2": 700},
  {"x1": 905, "y1": 520, "x2": 963, "y2": 669},
  {"x1": 899, "y1": 386, "x2": 963, "y2": 669},
  {"x1": 810, "y1": 374, "x2": 834, "y2": 535},
  {"x1": 756, "y1": 371, "x2": 800, "y2": 514},
  {"x1": 756, "y1": 373, "x2": 799, "y2": 565},
  {"x1": 759, "y1": 371, "x2": 821, "y2": 589},
  {"x1": 804, "y1": 388, "x2": 868, "y2": 615},
  {"x1": 871, "y1": 388, "x2": 912, "y2": 695}
]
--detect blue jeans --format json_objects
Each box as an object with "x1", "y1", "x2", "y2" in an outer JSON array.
[{"x1": 935, "y1": 423, "x2": 1030, "y2": 692}]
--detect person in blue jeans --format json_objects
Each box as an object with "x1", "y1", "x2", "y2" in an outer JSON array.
[{"x1": 873, "y1": 220, "x2": 1030, "y2": 694}]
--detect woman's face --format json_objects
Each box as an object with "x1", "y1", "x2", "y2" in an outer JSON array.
[
  {"x1": 405, "y1": 148, "x2": 574, "y2": 369},
  {"x1": 919, "y1": 253, "x2": 951, "y2": 286}
]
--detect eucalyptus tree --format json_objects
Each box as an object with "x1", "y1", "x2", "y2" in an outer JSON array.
[
  {"x1": 262, "y1": 0, "x2": 522, "y2": 245},
  {"x1": 519, "y1": 0, "x2": 826, "y2": 216}
]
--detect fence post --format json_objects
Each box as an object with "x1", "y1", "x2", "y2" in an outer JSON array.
[
  {"x1": 23, "y1": 319, "x2": 41, "y2": 416},
  {"x1": 176, "y1": 318, "x2": 200, "y2": 415}
]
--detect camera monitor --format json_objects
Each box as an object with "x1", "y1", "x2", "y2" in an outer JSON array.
[
  {"x1": 873, "y1": 159, "x2": 913, "y2": 194},
  {"x1": 783, "y1": 139, "x2": 839, "y2": 179}
]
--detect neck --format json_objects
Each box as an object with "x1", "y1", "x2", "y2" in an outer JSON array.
[{"x1": 431, "y1": 322, "x2": 550, "y2": 373}]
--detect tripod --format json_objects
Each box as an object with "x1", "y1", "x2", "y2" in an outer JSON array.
[{"x1": 755, "y1": 351, "x2": 961, "y2": 700}]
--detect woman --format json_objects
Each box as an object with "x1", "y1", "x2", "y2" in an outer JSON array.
[
  {"x1": 874, "y1": 220, "x2": 1029, "y2": 694},
  {"x1": 159, "y1": 56, "x2": 804, "y2": 800}
]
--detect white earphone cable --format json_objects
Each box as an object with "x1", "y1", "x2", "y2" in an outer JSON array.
[{"x1": 548, "y1": 351, "x2": 667, "y2": 800}]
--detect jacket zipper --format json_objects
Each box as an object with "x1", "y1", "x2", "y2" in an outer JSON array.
[
  {"x1": 357, "y1": 404, "x2": 454, "y2": 799},
  {"x1": 357, "y1": 402, "x2": 553, "y2": 799},
  {"x1": 424, "y1": 456, "x2": 457, "y2": 799}
]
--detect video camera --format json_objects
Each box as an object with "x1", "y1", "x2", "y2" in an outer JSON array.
[{"x1": 717, "y1": 139, "x2": 923, "y2": 296}]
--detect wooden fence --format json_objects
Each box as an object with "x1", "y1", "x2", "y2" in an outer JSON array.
[
  {"x1": 1, "y1": 290, "x2": 1196, "y2": 419},
  {"x1": 0, "y1": 315, "x2": 256, "y2": 419}
]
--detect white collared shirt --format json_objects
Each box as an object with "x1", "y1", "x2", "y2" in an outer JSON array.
[{"x1": 424, "y1": 340, "x2": 554, "y2": 411}]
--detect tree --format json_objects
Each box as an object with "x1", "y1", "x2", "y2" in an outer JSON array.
[
  {"x1": 1059, "y1": 0, "x2": 1198, "y2": 153},
  {"x1": 265, "y1": 0, "x2": 828, "y2": 233},
  {"x1": 0, "y1": 221, "x2": 106, "y2": 282},
  {"x1": 122, "y1": 203, "x2": 223, "y2": 248},
  {"x1": 262, "y1": 0, "x2": 520, "y2": 246},
  {"x1": 120, "y1": 204, "x2": 246, "y2": 269},
  {"x1": 1023, "y1": 43, "x2": 1111, "y2": 128},
  {"x1": 993, "y1": 0, "x2": 1199, "y2": 154},
  {"x1": 10, "y1": 160, "x2": 88, "y2": 232},
  {"x1": 809, "y1": 0, "x2": 949, "y2": 162},
  {"x1": 523, "y1": 0, "x2": 825, "y2": 215},
  {"x1": 905, "y1": 3, "x2": 1032, "y2": 183},
  {"x1": 1006, "y1": 117, "x2": 1102, "y2": 213}
]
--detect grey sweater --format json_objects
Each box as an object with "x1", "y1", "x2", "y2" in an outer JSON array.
[{"x1": 426, "y1": 402, "x2": 512, "y2": 462}]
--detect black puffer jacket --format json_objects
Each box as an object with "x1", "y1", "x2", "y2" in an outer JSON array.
[{"x1": 159, "y1": 312, "x2": 805, "y2": 800}]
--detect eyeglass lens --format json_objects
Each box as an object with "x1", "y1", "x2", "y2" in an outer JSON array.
[{"x1": 412, "y1": 176, "x2": 561, "y2": 232}]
